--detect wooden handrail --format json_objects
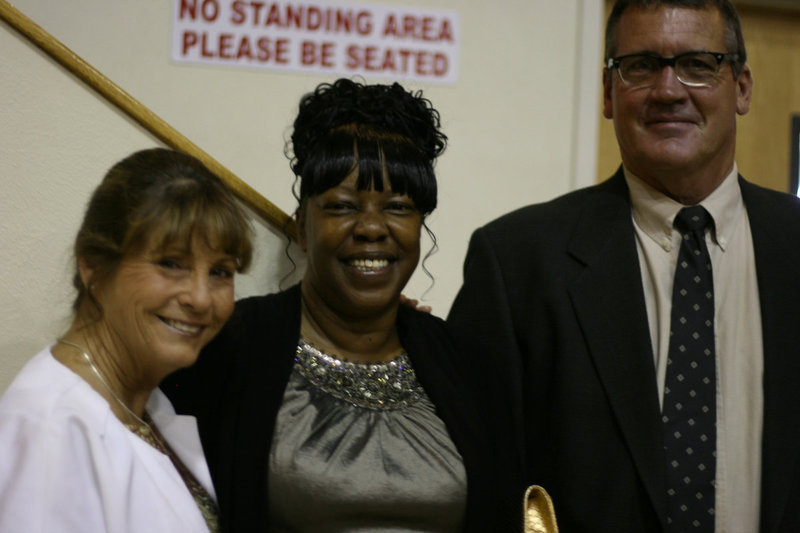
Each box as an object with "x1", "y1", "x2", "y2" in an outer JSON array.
[{"x1": 0, "y1": 0, "x2": 296, "y2": 239}]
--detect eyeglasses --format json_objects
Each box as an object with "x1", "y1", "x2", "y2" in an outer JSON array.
[{"x1": 606, "y1": 51, "x2": 740, "y2": 88}]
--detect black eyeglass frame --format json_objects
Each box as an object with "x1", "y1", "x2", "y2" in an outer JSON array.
[{"x1": 605, "y1": 51, "x2": 741, "y2": 88}]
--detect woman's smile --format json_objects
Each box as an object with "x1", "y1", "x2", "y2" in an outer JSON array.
[{"x1": 299, "y1": 171, "x2": 422, "y2": 318}]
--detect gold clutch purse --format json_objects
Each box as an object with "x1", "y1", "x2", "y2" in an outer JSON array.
[{"x1": 523, "y1": 485, "x2": 559, "y2": 533}]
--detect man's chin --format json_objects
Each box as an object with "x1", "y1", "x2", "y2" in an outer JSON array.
[{"x1": 639, "y1": 138, "x2": 701, "y2": 167}]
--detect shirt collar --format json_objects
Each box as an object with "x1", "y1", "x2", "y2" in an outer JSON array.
[{"x1": 624, "y1": 164, "x2": 743, "y2": 252}]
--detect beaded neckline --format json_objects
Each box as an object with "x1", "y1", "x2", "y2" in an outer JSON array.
[{"x1": 295, "y1": 340, "x2": 425, "y2": 411}]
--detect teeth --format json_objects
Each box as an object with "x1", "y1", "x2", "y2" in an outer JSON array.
[
  {"x1": 163, "y1": 318, "x2": 202, "y2": 335},
  {"x1": 349, "y1": 258, "x2": 389, "y2": 270}
]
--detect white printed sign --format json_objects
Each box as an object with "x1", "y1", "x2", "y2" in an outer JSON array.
[{"x1": 172, "y1": 0, "x2": 460, "y2": 84}]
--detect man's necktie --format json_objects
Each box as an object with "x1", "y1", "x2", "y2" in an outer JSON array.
[{"x1": 663, "y1": 205, "x2": 716, "y2": 532}]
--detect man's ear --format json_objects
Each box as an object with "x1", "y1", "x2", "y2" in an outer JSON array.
[{"x1": 735, "y1": 64, "x2": 753, "y2": 116}]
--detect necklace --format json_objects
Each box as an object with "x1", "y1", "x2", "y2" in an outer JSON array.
[
  {"x1": 296, "y1": 339, "x2": 423, "y2": 410},
  {"x1": 56, "y1": 338, "x2": 165, "y2": 450},
  {"x1": 55, "y1": 338, "x2": 221, "y2": 532}
]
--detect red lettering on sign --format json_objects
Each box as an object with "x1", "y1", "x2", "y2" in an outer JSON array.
[
  {"x1": 218, "y1": 33, "x2": 233, "y2": 58},
  {"x1": 346, "y1": 45, "x2": 448, "y2": 77},
  {"x1": 182, "y1": 31, "x2": 198, "y2": 54},
  {"x1": 236, "y1": 36, "x2": 252, "y2": 58},
  {"x1": 267, "y1": 3, "x2": 283, "y2": 26},
  {"x1": 431, "y1": 52, "x2": 448, "y2": 75},
  {"x1": 256, "y1": 38, "x2": 270, "y2": 61},
  {"x1": 439, "y1": 19, "x2": 454, "y2": 42},
  {"x1": 201, "y1": 33, "x2": 214, "y2": 57},
  {"x1": 230, "y1": 1, "x2": 245, "y2": 24},
  {"x1": 381, "y1": 14, "x2": 453, "y2": 42},
  {"x1": 230, "y1": 4, "x2": 372, "y2": 34},
  {"x1": 231, "y1": 1, "x2": 271, "y2": 25},
  {"x1": 414, "y1": 50, "x2": 430, "y2": 75},
  {"x1": 276, "y1": 38, "x2": 289, "y2": 63},
  {"x1": 177, "y1": 4, "x2": 454, "y2": 78},
  {"x1": 250, "y1": 2, "x2": 266, "y2": 24},
  {"x1": 203, "y1": 0, "x2": 219, "y2": 22},
  {"x1": 281, "y1": 4, "x2": 299, "y2": 27},
  {"x1": 178, "y1": 0, "x2": 218, "y2": 21},
  {"x1": 267, "y1": 38, "x2": 290, "y2": 63},
  {"x1": 183, "y1": 32, "x2": 288, "y2": 64},
  {"x1": 300, "y1": 41, "x2": 314, "y2": 65},
  {"x1": 383, "y1": 15, "x2": 399, "y2": 37},
  {"x1": 355, "y1": 12, "x2": 372, "y2": 35},
  {"x1": 250, "y1": 36, "x2": 289, "y2": 63},
  {"x1": 403, "y1": 16, "x2": 416, "y2": 38},
  {"x1": 179, "y1": 0, "x2": 197, "y2": 20},
  {"x1": 306, "y1": 6, "x2": 322, "y2": 30},
  {"x1": 300, "y1": 41, "x2": 335, "y2": 67}
]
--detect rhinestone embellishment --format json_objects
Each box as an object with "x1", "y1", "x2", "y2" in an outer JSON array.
[{"x1": 295, "y1": 340, "x2": 425, "y2": 410}]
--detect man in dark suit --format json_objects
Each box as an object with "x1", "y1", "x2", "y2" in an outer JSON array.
[{"x1": 448, "y1": 1, "x2": 800, "y2": 531}]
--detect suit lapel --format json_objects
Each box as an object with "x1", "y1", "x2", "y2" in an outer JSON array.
[
  {"x1": 566, "y1": 170, "x2": 668, "y2": 524},
  {"x1": 741, "y1": 179, "x2": 800, "y2": 532}
]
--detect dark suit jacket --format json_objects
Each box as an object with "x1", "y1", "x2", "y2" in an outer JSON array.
[
  {"x1": 163, "y1": 284, "x2": 523, "y2": 533},
  {"x1": 448, "y1": 169, "x2": 800, "y2": 532}
]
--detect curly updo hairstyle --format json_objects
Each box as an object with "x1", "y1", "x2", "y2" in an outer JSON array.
[{"x1": 288, "y1": 78, "x2": 447, "y2": 216}]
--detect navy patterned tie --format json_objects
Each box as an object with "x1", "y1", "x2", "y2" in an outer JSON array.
[{"x1": 663, "y1": 206, "x2": 716, "y2": 532}]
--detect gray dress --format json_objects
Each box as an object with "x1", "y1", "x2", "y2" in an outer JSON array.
[{"x1": 267, "y1": 340, "x2": 467, "y2": 532}]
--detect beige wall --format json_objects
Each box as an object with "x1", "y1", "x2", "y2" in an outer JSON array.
[{"x1": 0, "y1": 0, "x2": 605, "y2": 391}]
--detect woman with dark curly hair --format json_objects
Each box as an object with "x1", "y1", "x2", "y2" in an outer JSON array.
[{"x1": 163, "y1": 78, "x2": 524, "y2": 532}]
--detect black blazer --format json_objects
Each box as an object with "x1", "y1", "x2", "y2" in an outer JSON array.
[
  {"x1": 448, "y1": 169, "x2": 800, "y2": 532},
  {"x1": 163, "y1": 284, "x2": 523, "y2": 532}
]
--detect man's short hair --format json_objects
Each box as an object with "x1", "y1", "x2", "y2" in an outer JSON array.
[{"x1": 604, "y1": 0, "x2": 747, "y2": 78}]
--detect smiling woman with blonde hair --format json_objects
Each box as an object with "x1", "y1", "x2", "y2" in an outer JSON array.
[{"x1": 0, "y1": 148, "x2": 252, "y2": 532}]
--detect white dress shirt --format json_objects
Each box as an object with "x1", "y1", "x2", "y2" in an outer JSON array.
[
  {"x1": 0, "y1": 347, "x2": 215, "y2": 532},
  {"x1": 625, "y1": 165, "x2": 763, "y2": 533}
]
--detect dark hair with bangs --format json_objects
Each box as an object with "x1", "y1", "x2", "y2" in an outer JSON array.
[
  {"x1": 72, "y1": 148, "x2": 253, "y2": 316},
  {"x1": 288, "y1": 78, "x2": 446, "y2": 216},
  {"x1": 604, "y1": 0, "x2": 747, "y2": 78}
]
